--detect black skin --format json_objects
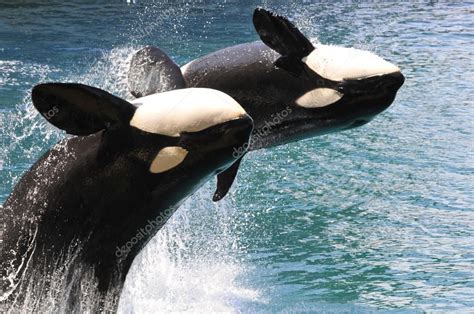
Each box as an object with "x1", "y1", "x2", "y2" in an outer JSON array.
[{"x1": 0, "y1": 84, "x2": 253, "y2": 311}]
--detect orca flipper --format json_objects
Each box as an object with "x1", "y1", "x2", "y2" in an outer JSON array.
[
  {"x1": 253, "y1": 8, "x2": 315, "y2": 76},
  {"x1": 128, "y1": 46, "x2": 186, "y2": 98},
  {"x1": 213, "y1": 156, "x2": 244, "y2": 202},
  {"x1": 32, "y1": 83, "x2": 136, "y2": 135}
]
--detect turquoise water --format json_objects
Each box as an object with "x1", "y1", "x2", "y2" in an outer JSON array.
[{"x1": 1, "y1": 1, "x2": 473, "y2": 313}]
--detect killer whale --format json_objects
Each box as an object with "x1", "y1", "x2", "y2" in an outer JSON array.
[
  {"x1": 127, "y1": 8, "x2": 404, "y2": 200},
  {"x1": 0, "y1": 84, "x2": 253, "y2": 311}
]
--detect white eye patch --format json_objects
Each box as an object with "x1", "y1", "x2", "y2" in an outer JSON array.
[
  {"x1": 130, "y1": 88, "x2": 246, "y2": 136},
  {"x1": 150, "y1": 146, "x2": 188, "y2": 173},
  {"x1": 303, "y1": 44, "x2": 400, "y2": 81},
  {"x1": 295, "y1": 88, "x2": 343, "y2": 108}
]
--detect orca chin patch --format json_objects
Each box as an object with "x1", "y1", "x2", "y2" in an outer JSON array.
[
  {"x1": 150, "y1": 146, "x2": 188, "y2": 173},
  {"x1": 295, "y1": 88, "x2": 343, "y2": 108}
]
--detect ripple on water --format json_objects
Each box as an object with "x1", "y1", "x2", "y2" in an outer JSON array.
[{"x1": 1, "y1": 1, "x2": 473, "y2": 313}]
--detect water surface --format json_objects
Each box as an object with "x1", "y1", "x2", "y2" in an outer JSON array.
[{"x1": 1, "y1": 1, "x2": 473, "y2": 313}]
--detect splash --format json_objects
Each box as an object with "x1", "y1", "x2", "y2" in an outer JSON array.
[
  {"x1": 119, "y1": 186, "x2": 261, "y2": 313},
  {"x1": 0, "y1": 47, "x2": 136, "y2": 199},
  {"x1": 76, "y1": 47, "x2": 137, "y2": 99},
  {"x1": 0, "y1": 59, "x2": 60, "y2": 201}
]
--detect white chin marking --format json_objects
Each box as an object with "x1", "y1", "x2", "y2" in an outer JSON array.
[
  {"x1": 130, "y1": 88, "x2": 246, "y2": 137},
  {"x1": 150, "y1": 146, "x2": 188, "y2": 173},
  {"x1": 303, "y1": 44, "x2": 400, "y2": 81},
  {"x1": 295, "y1": 88, "x2": 343, "y2": 108}
]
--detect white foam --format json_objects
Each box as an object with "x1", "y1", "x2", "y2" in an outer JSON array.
[{"x1": 118, "y1": 186, "x2": 261, "y2": 313}]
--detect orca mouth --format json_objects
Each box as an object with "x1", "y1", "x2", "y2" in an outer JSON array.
[
  {"x1": 249, "y1": 116, "x2": 340, "y2": 148},
  {"x1": 333, "y1": 71, "x2": 405, "y2": 118},
  {"x1": 379, "y1": 71, "x2": 405, "y2": 91}
]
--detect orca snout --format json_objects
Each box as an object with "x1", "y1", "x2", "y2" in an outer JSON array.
[
  {"x1": 381, "y1": 71, "x2": 405, "y2": 92},
  {"x1": 336, "y1": 69, "x2": 404, "y2": 128},
  {"x1": 179, "y1": 112, "x2": 253, "y2": 155},
  {"x1": 340, "y1": 69, "x2": 405, "y2": 96},
  {"x1": 220, "y1": 114, "x2": 254, "y2": 148}
]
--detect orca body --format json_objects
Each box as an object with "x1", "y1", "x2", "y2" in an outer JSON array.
[
  {"x1": 0, "y1": 84, "x2": 253, "y2": 311},
  {"x1": 129, "y1": 9, "x2": 404, "y2": 151},
  {"x1": 127, "y1": 9, "x2": 404, "y2": 200},
  {"x1": 180, "y1": 41, "x2": 404, "y2": 150}
]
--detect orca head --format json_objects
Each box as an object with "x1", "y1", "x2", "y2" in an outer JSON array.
[
  {"x1": 297, "y1": 44, "x2": 405, "y2": 131},
  {"x1": 129, "y1": 88, "x2": 253, "y2": 178},
  {"x1": 32, "y1": 83, "x2": 252, "y2": 187},
  {"x1": 252, "y1": 8, "x2": 404, "y2": 143}
]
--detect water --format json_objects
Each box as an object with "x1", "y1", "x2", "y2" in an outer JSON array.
[{"x1": 1, "y1": 1, "x2": 473, "y2": 313}]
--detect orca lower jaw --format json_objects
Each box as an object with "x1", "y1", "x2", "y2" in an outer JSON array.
[{"x1": 248, "y1": 117, "x2": 344, "y2": 150}]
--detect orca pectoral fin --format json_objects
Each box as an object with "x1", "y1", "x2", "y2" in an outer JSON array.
[
  {"x1": 212, "y1": 156, "x2": 244, "y2": 202},
  {"x1": 32, "y1": 83, "x2": 136, "y2": 136},
  {"x1": 253, "y1": 8, "x2": 315, "y2": 60},
  {"x1": 128, "y1": 46, "x2": 186, "y2": 98}
]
